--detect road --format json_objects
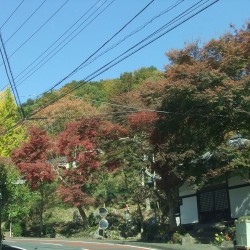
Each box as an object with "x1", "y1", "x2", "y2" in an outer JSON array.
[{"x1": 3, "y1": 239, "x2": 157, "y2": 250}]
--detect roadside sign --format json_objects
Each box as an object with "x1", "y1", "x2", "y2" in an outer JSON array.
[
  {"x1": 99, "y1": 219, "x2": 109, "y2": 229},
  {"x1": 99, "y1": 207, "x2": 108, "y2": 218}
]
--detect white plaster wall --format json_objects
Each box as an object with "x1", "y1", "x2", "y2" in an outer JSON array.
[
  {"x1": 229, "y1": 186, "x2": 250, "y2": 218},
  {"x1": 180, "y1": 196, "x2": 199, "y2": 224},
  {"x1": 179, "y1": 181, "x2": 197, "y2": 197},
  {"x1": 228, "y1": 175, "x2": 249, "y2": 187}
]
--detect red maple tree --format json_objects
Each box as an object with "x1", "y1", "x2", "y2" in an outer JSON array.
[
  {"x1": 12, "y1": 126, "x2": 55, "y2": 190},
  {"x1": 53, "y1": 117, "x2": 127, "y2": 224}
]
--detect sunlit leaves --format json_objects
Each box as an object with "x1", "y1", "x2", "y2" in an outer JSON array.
[
  {"x1": 152, "y1": 22, "x2": 250, "y2": 188},
  {"x1": 11, "y1": 126, "x2": 55, "y2": 190}
]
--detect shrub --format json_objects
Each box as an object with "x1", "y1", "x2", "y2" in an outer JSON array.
[
  {"x1": 11, "y1": 223, "x2": 23, "y2": 237},
  {"x1": 172, "y1": 232, "x2": 182, "y2": 244}
]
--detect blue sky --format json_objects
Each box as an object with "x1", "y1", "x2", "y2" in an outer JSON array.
[{"x1": 0, "y1": 0, "x2": 249, "y2": 103}]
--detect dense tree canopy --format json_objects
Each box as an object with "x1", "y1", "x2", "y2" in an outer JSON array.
[
  {"x1": 4, "y1": 22, "x2": 250, "y2": 234},
  {"x1": 149, "y1": 23, "x2": 250, "y2": 226},
  {"x1": 11, "y1": 126, "x2": 55, "y2": 190}
]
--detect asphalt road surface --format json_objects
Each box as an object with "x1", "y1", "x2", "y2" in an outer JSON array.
[{"x1": 4, "y1": 239, "x2": 157, "y2": 250}]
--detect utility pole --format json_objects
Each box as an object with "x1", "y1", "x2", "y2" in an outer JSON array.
[{"x1": 0, "y1": 192, "x2": 2, "y2": 250}]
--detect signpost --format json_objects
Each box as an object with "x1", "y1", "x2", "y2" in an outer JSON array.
[
  {"x1": 98, "y1": 207, "x2": 108, "y2": 237},
  {"x1": 124, "y1": 204, "x2": 130, "y2": 222},
  {"x1": 99, "y1": 219, "x2": 109, "y2": 230},
  {"x1": 99, "y1": 207, "x2": 108, "y2": 218},
  {"x1": 0, "y1": 192, "x2": 2, "y2": 250}
]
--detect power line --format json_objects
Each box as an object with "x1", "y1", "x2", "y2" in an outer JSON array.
[
  {"x1": 34, "y1": 0, "x2": 201, "y2": 98},
  {"x1": 13, "y1": 0, "x2": 103, "y2": 83},
  {"x1": 0, "y1": 0, "x2": 177, "y2": 86},
  {"x1": 24, "y1": 94, "x2": 225, "y2": 122},
  {"x1": 2, "y1": 0, "x2": 220, "y2": 135},
  {"x1": 72, "y1": 95, "x2": 181, "y2": 115},
  {"x1": 37, "y1": 0, "x2": 211, "y2": 101},
  {"x1": 15, "y1": 0, "x2": 181, "y2": 88},
  {"x1": 0, "y1": 32, "x2": 25, "y2": 118},
  {"x1": 7, "y1": 0, "x2": 69, "y2": 60},
  {"x1": 4, "y1": 0, "x2": 47, "y2": 44},
  {"x1": 29, "y1": 1, "x2": 216, "y2": 111},
  {"x1": 0, "y1": 0, "x2": 106, "y2": 96},
  {"x1": 20, "y1": 0, "x2": 165, "y2": 101},
  {"x1": 48, "y1": 0, "x2": 156, "y2": 92},
  {"x1": 77, "y1": 0, "x2": 185, "y2": 72},
  {"x1": 0, "y1": 0, "x2": 25, "y2": 29},
  {"x1": 0, "y1": 48, "x2": 19, "y2": 105},
  {"x1": 82, "y1": 0, "x2": 211, "y2": 83},
  {"x1": 14, "y1": 0, "x2": 114, "y2": 85},
  {"x1": 71, "y1": 95, "x2": 224, "y2": 118},
  {"x1": 4, "y1": 0, "x2": 177, "y2": 95},
  {"x1": 25, "y1": 0, "x2": 219, "y2": 119}
]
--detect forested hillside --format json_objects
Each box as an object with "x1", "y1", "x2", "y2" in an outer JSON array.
[{"x1": 0, "y1": 23, "x2": 249, "y2": 241}]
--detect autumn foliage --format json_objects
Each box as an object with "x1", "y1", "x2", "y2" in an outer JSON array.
[
  {"x1": 127, "y1": 111, "x2": 158, "y2": 133},
  {"x1": 12, "y1": 126, "x2": 55, "y2": 190},
  {"x1": 53, "y1": 118, "x2": 128, "y2": 208},
  {"x1": 8, "y1": 22, "x2": 250, "y2": 228}
]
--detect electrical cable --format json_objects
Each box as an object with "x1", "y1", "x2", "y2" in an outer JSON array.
[
  {"x1": 48, "y1": 0, "x2": 155, "y2": 92},
  {"x1": 0, "y1": 46, "x2": 24, "y2": 119},
  {"x1": 72, "y1": 95, "x2": 182, "y2": 115},
  {"x1": 79, "y1": 0, "x2": 208, "y2": 80},
  {"x1": 71, "y1": 95, "x2": 224, "y2": 118},
  {"x1": 0, "y1": 0, "x2": 25, "y2": 29},
  {"x1": 27, "y1": 96, "x2": 223, "y2": 121},
  {"x1": 14, "y1": 0, "x2": 114, "y2": 85},
  {"x1": 26, "y1": 0, "x2": 219, "y2": 118},
  {"x1": 76, "y1": 0, "x2": 184, "y2": 72},
  {"x1": 7, "y1": 0, "x2": 69, "y2": 60},
  {"x1": 17, "y1": 0, "x2": 157, "y2": 99},
  {"x1": 4, "y1": 0, "x2": 47, "y2": 44},
  {"x1": 7, "y1": 0, "x2": 170, "y2": 95},
  {"x1": 0, "y1": 31, "x2": 25, "y2": 118},
  {"x1": 1, "y1": 0, "x2": 220, "y2": 134},
  {"x1": 0, "y1": 47, "x2": 19, "y2": 105},
  {"x1": 36, "y1": 0, "x2": 210, "y2": 100},
  {"x1": 0, "y1": 0, "x2": 105, "y2": 95},
  {"x1": 13, "y1": 0, "x2": 104, "y2": 82},
  {"x1": 16, "y1": 0, "x2": 180, "y2": 88}
]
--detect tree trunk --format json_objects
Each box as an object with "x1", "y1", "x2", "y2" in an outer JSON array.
[
  {"x1": 166, "y1": 193, "x2": 177, "y2": 228},
  {"x1": 154, "y1": 189, "x2": 177, "y2": 228},
  {"x1": 77, "y1": 205, "x2": 89, "y2": 227}
]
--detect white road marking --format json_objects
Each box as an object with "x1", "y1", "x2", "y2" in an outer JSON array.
[
  {"x1": 9, "y1": 246, "x2": 26, "y2": 250},
  {"x1": 40, "y1": 242, "x2": 63, "y2": 246}
]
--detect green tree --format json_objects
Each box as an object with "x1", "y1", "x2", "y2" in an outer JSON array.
[
  {"x1": 152, "y1": 23, "x2": 250, "y2": 227},
  {"x1": 133, "y1": 66, "x2": 160, "y2": 85},
  {"x1": 0, "y1": 88, "x2": 24, "y2": 157},
  {"x1": 74, "y1": 81, "x2": 108, "y2": 106},
  {"x1": 4, "y1": 161, "x2": 40, "y2": 236}
]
